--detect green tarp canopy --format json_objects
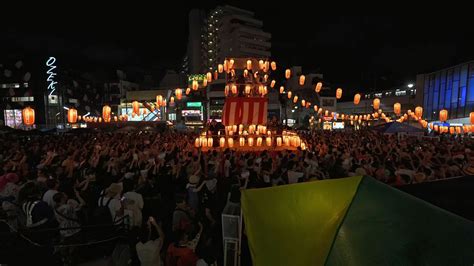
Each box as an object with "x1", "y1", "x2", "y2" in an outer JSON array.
[{"x1": 241, "y1": 176, "x2": 474, "y2": 266}]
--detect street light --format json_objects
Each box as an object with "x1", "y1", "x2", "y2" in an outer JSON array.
[{"x1": 407, "y1": 83, "x2": 414, "y2": 88}]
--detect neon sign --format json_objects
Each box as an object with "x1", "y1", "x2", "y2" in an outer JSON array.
[{"x1": 46, "y1": 57, "x2": 57, "y2": 96}]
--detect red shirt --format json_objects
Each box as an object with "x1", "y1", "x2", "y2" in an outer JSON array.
[{"x1": 166, "y1": 243, "x2": 198, "y2": 266}]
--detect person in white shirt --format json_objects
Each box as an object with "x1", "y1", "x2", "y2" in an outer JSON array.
[
  {"x1": 122, "y1": 179, "x2": 144, "y2": 228},
  {"x1": 136, "y1": 216, "x2": 165, "y2": 266},
  {"x1": 42, "y1": 178, "x2": 59, "y2": 208}
]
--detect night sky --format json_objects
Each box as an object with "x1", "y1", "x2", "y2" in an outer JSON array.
[{"x1": 2, "y1": 4, "x2": 474, "y2": 92}]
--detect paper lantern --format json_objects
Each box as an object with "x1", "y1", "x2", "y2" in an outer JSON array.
[
  {"x1": 280, "y1": 86, "x2": 285, "y2": 94},
  {"x1": 232, "y1": 125, "x2": 238, "y2": 132},
  {"x1": 314, "y1": 105, "x2": 318, "y2": 112},
  {"x1": 203, "y1": 79, "x2": 208, "y2": 87},
  {"x1": 102, "y1": 105, "x2": 111, "y2": 122},
  {"x1": 98, "y1": 117, "x2": 102, "y2": 123},
  {"x1": 434, "y1": 125, "x2": 439, "y2": 132},
  {"x1": 325, "y1": 110, "x2": 329, "y2": 116},
  {"x1": 264, "y1": 61, "x2": 270, "y2": 72},
  {"x1": 456, "y1": 127, "x2": 461, "y2": 134},
  {"x1": 470, "y1": 112, "x2": 474, "y2": 124},
  {"x1": 266, "y1": 137, "x2": 272, "y2": 146},
  {"x1": 373, "y1": 98, "x2": 380, "y2": 110},
  {"x1": 219, "y1": 137, "x2": 226, "y2": 148},
  {"x1": 175, "y1": 88, "x2": 183, "y2": 100},
  {"x1": 114, "y1": 116, "x2": 118, "y2": 122},
  {"x1": 285, "y1": 69, "x2": 291, "y2": 79},
  {"x1": 354, "y1": 94, "x2": 361, "y2": 105},
  {"x1": 249, "y1": 125, "x2": 255, "y2": 134},
  {"x1": 239, "y1": 124, "x2": 244, "y2": 132},
  {"x1": 276, "y1": 137, "x2": 282, "y2": 147},
  {"x1": 394, "y1": 103, "x2": 401, "y2": 115},
  {"x1": 336, "y1": 88, "x2": 342, "y2": 99},
  {"x1": 239, "y1": 137, "x2": 245, "y2": 146},
  {"x1": 439, "y1": 109, "x2": 448, "y2": 122},
  {"x1": 421, "y1": 120, "x2": 428, "y2": 128},
  {"x1": 228, "y1": 138, "x2": 234, "y2": 148},
  {"x1": 186, "y1": 88, "x2": 191, "y2": 95},
  {"x1": 256, "y1": 137, "x2": 262, "y2": 147},
  {"x1": 301, "y1": 99, "x2": 306, "y2": 107},
  {"x1": 22, "y1": 107, "x2": 35, "y2": 126},
  {"x1": 67, "y1": 108, "x2": 77, "y2": 123},
  {"x1": 231, "y1": 84, "x2": 238, "y2": 94},
  {"x1": 225, "y1": 85, "x2": 230, "y2": 96},
  {"x1": 192, "y1": 80, "x2": 199, "y2": 91},
  {"x1": 155, "y1": 95, "x2": 163, "y2": 107},
  {"x1": 229, "y1": 59, "x2": 235, "y2": 69},
  {"x1": 315, "y1": 82, "x2": 322, "y2": 93},
  {"x1": 449, "y1": 127, "x2": 455, "y2": 135},
  {"x1": 284, "y1": 136, "x2": 290, "y2": 146},
  {"x1": 258, "y1": 60, "x2": 264, "y2": 70},
  {"x1": 132, "y1": 101, "x2": 140, "y2": 116},
  {"x1": 287, "y1": 91, "x2": 292, "y2": 99},
  {"x1": 246, "y1": 60, "x2": 252, "y2": 70},
  {"x1": 270, "y1": 80, "x2": 276, "y2": 88},
  {"x1": 244, "y1": 85, "x2": 251, "y2": 95},
  {"x1": 231, "y1": 69, "x2": 236, "y2": 77},
  {"x1": 214, "y1": 71, "x2": 218, "y2": 80},
  {"x1": 77, "y1": 115, "x2": 82, "y2": 121},
  {"x1": 218, "y1": 64, "x2": 224, "y2": 73},
  {"x1": 318, "y1": 108, "x2": 323, "y2": 115},
  {"x1": 271, "y1": 61, "x2": 276, "y2": 71},
  {"x1": 206, "y1": 72, "x2": 212, "y2": 82},
  {"x1": 207, "y1": 137, "x2": 213, "y2": 147},
  {"x1": 243, "y1": 69, "x2": 249, "y2": 78},
  {"x1": 293, "y1": 95, "x2": 298, "y2": 103},
  {"x1": 194, "y1": 138, "x2": 200, "y2": 148},
  {"x1": 306, "y1": 102, "x2": 311, "y2": 109},
  {"x1": 299, "y1": 75, "x2": 305, "y2": 86}
]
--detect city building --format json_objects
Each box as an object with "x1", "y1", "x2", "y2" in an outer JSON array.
[
  {"x1": 415, "y1": 60, "x2": 474, "y2": 123},
  {"x1": 182, "y1": 5, "x2": 271, "y2": 74},
  {"x1": 337, "y1": 84, "x2": 417, "y2": 116}
]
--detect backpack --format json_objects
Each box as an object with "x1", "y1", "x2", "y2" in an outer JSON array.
[{"x1": 92, "y1": 197, "x2": 113, "y2": 225}]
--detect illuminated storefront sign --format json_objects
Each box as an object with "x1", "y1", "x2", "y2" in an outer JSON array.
[
  {"x1": 46, "y1": 57, "x2": 57, "y2": 96},
  {"x1": 186, "y1": 102, "x2": 202, "y2": 108}
]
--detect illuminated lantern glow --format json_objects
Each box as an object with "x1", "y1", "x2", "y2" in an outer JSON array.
[
  {"x1": 262, "y1": 86, "x2": 268, "y2": 96},
  {"x1": 325, "y1": 110, "x2": 329, "y2": 116},
  {"x1": 287, "y1": 91, "x2": 292, "y2": 99},
  {"x1": 318, "y1": 108, "x2": 323, "y2": 114},
  {"x1": 77, "y1": 115, "x2": 82, "y2": 121},
  {"x1": 407, "y1": 110, "x2": 412, "y2": 116},
  {"x1": 98, "y1": 117, "x2": 102, "y2": 123},
  {"x1": 264, "y1": 74, "x2": 269, "y2": 82},
  {"x1": 456, "y1": 127, "x2": 461, "y2": 134},
  {"x1": 195, "y1": 138, "x2": 201, "y2": 148},
  {"x1": 258, "y1": 60, "x2": 264, "y2": 70},
  {"x1": 264, "y1": 61, "x2": 270, "y2": 72},
  {"x1": 439, "y1": 109, "x2": 448, "y2": 122},
  {"x1": 271, "y1": 61, "x2": 276, "y2": 71},
  {"x1": 93, "y1": 117, "x2": 98, "y2": 123},
  {"x1": 315, "y1": 82, "x2": 323, "y2": 93},
  {"x1": 207, "y1": 137, "x2": 213, "y2": 147},
  {"x1": 232, "y1": 125, "x2": 238, "y2": 132},
  {"x1": 246, "y1": 60, "x2": 252, "y2": 70},
  {"x1": 229, "y1": 59, "x2": 235, "y2": 69},
  {"x1": 114, "y1": 116, "x2": 118, "y2": 122},
  {"x1": 373, "y1": 98, "x2": 380, "y2": 110},
  {"x1": 22, "y1": 107, "x2": 35, "y2": 126},
  {"x1": 206, "y1": 72, "x2": 212, "y2": 82},
  {"x1": 225, "y1": 85, "x2": 229, "y2": 96},
  {"x1": 175, "y1": 88, "x2": 183, "y2": 100},
  {"x1": 67, "y1": 108, "x2": 77, "y2": 123},
  {"x1": 239, "y1": 124, "x2": 244, "y2": 132},
  {"x1": 266, "y1": 137, "x2": 272, "y2": 146},
  {"x1": 218, "y1": 64, "x2": 223, "y2": 73},
  {"x1": 203, "y1": 79, "x2": 208, "y2": 87},
  {"x1": 276, "y1": 137, "x2": 282, "y2": 147},
  {"x1": 253, "y1": 71, "x2": 259, "y2": 79},
  {"x1": 415, "y1": 106, "x2": 423, "y2": 118},
  {"x1": 394, "y1": 103, "x2": 401, "y2": 115},
  {"x1": 132, "y1": 101, "x2": 140, "y2": 116},
  {"x1": 214, "y1": 71, "x2": 218, "y2": 80},
  {"x1": 231, "y1": 69, "x2": 235, "y2": 77},
  {"x1": 301, "y1": 99, "x2": 306, "y2": 107},
  {"x1": 170, "y1": 97, "x2": 175, "y2": 105},
  {"x1": 299, "y1": 75, "x2": 305, "y2": 86},
  {"x1": 354, "y1": 93, "x2": 361, "y2": 105},
  {"x1": 245, "y1": 85, "x2": 251, "y2": 95},
  {"x1": 306, "y1": 102, "x2": 311, "y2": 109},
  {"x1": 270, "y1": 80, "x2": 276, "y2": 88},
  {"x1": 156, "y1": 95, "x2": 163, "y2": 106},
  {"x1": 285, "y1": 69, "x2": 291, "y2": 79},
  {"x1": 231, "y1": 84, "x2": 238, "y2": 94},
  {"x1": 192, "y1": 80, "x2": 199, "y2": 91},
  {"x1": 219, "y1": 137, "x2": 226, "y2": 148},
  {"x1": 243, "y1": 69, "x2": 248, "y2": 78},
  {"x1": 239, "y1": 137, "x2": 245, "y2": 147},
  {"x1": 248, "y1": 137, "x2": 254, "y2": 147},
  {"x1": 449, "y1": 127, "x2": 455, "y2": 135},
  {"x1": 434, "y1": 125, "x2": 439, "y2": 132},
  {"x1": 223, "y1": 60, "x2": 229, "y2": 72},
  {"x1": 314, "y1": 105, "x2": 318, "y2": 112},
  {"x1": 293, "y1": 95, "x2": 298, "y2": 103},
  {"x1": 186, "y1": 88, "x2": 191, "y2": 95},
  {"x1": 102, "y1": 105, "x2": 112, "y2": 122},
  {"x1": 336, "y1": 88, "x2": 343, "y2": 99},
  {"x1": 470, "y1": 112, "x2": 474, "y2": 124},
  {"x1": 283, "y1": 136, "x2": 290, "y2": 146},
  {"x1": 280, "y1": 86, "x2": 285, "y2": 94},
  {"x1": 227, "y1": 138, "x2": 234, "y2": 148},
  {"x1": 256, "y1": 137, "x2": 263, "y2": 147},
  {"x1": 201, "y1": 137, "x2": 208, "y2": 148}
]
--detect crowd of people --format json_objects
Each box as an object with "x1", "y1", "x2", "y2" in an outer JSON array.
[{"x1": 0, "y1": 127, "x2": 473, "y2": 265}]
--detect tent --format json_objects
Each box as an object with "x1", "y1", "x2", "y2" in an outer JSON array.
[
  {"x1": 241, "y1": 176, "x2": 474, "y2": 266},
  {"x1": 371, "y1": 121, "x2": 424, "y2": 134}
]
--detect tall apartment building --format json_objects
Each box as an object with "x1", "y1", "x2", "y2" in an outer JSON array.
[{"x1": 182, "y1": 5, "x2": 271, "y2": 74}]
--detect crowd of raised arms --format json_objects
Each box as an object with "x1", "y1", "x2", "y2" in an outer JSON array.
[{"x1": 1, "y1": 127, "x2": 473, "y2": 265}]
